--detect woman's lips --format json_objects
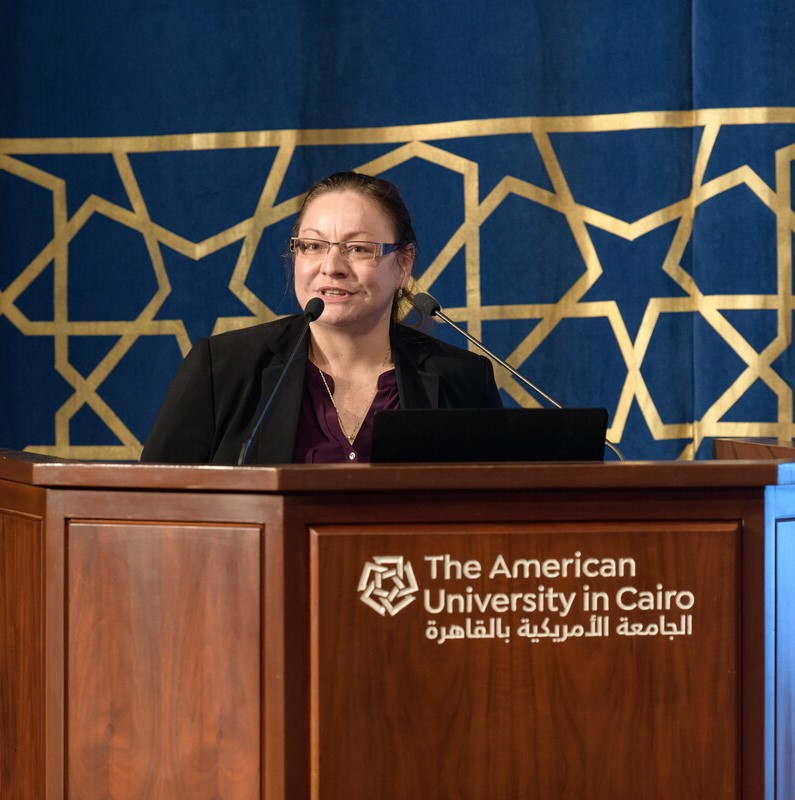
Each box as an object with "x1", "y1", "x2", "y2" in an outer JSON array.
[{"x1": 319, "y1": 287, "x2": 352, "y2": 299}]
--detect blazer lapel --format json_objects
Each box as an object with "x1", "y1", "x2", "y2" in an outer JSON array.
[
  {"x1": 250, "y1": 319, "x2": 309, "y2": 463},
  {"x1": 392, "y1": 325, "x2": 440, "y2": 409}
]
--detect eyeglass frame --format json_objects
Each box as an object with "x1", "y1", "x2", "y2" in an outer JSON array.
[{"x1": 289, "y1": 236, "x2": 403, "y2": 262}]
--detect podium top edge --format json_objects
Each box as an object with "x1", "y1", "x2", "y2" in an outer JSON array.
[{"x1": 0, "y1": 448, "x2": 791, "y2": 493}]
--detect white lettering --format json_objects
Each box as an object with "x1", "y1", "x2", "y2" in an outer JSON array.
[
  {"x1": 425, "y1": 554, "x2": 481, "y2": 580},
  {"x1": 424, "y1": 586, "x2": 577, "y2": 616},
  {"x1": 488, "y1": 551, "x2": 636, "y2": 580},
  {"x1": 615, "y1": 584, "x2": 696, "y2": 611}
]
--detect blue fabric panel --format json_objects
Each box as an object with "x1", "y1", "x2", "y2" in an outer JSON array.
[{"x1": 2, "y1": 1, "x2": 795, "y2": 463}]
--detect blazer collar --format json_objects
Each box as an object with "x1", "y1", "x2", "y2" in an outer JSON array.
[{"x1": 251, "y1": 315, "x2": 310, "y2": 463}]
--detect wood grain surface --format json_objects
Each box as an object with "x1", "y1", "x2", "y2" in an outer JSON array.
[
  {"x1": 311, "y1": 521, "x2": 740, "y2": 799},
  {"x1": 0, "y1": 509, "x2": 43, "y2": 800},
  {"x1": 67, "y1": 522, "x2": 262, "y2": 799}
]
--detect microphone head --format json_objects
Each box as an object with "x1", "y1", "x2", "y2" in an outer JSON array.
[
  {"x1": 304, "y1": 297, "x2": 325, "y2": 321},
  {"x1": 412, "y1": 292, "x2": 441, "y2": 317}
]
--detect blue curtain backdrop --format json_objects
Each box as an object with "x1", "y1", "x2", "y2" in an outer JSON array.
[{"x1": 2, "y1": 1, "x2": 795, "y2": 461}]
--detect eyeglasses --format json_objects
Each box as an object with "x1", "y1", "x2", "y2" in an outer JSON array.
[{"x1": 290, "y1": 237, "x2": 402, "y2": 262}]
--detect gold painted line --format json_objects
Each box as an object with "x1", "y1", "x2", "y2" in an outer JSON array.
[{"x1": 3, "y1": 108, "x2": 795, "y2": 154}]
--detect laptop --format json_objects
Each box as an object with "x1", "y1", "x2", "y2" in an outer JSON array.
[{"x1": 370, "y1": 407, "x2": 609, "y2": 463}]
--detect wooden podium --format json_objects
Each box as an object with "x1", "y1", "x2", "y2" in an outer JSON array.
[{"x1": 1, "y1": 448, "x2": 792, "y2": 799}]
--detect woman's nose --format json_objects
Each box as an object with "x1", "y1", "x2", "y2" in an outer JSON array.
[{"x1": 320, "y1": 245, "x2": 350, "y2": 274}]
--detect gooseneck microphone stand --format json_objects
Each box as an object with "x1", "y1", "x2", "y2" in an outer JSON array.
[{"x1": 412, "y1": 293, "x2": 625, "y2": 461}]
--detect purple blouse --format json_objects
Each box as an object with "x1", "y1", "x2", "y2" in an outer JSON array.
[{"x1": 292, "y1": 362, "x2": 400, "y2": 463}]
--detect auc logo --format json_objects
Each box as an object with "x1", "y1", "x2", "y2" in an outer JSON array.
[{"x1": 358, "y1": 556, "x2": 419, "y2": 617}]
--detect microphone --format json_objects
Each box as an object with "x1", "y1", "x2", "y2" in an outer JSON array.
[
  {"x1": 237, "y1": 297, "x2": 324, "y2": 465},
  {"x1": 412, "y1": 292, "x2": 625, "y2": 461}
]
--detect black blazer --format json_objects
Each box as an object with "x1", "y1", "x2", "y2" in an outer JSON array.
[{"x1": 141, "y1": 315, "x2": 503, "y2": 464}]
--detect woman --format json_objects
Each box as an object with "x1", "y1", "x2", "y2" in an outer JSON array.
[{"x1": 141, "y1": 171, "x2": 502, "y2": 464}]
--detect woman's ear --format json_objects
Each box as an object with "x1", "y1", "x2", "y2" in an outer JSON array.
[{"x1": 398, "y1": 243, "x2": 416, "y2": 285}]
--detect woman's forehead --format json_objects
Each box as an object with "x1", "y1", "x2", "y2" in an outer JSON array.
[{"x1": 300, "y1": 190, "x2": 395, "y2": 237}]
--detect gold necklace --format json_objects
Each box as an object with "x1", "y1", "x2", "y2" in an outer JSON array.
[{"x1": 314, "y1": 348, "x2": 391, "y2": 445}]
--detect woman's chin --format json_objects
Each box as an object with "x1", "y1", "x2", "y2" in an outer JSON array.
[{"x1": 314, "y1": 307, "x2": 394, "y2": 335}]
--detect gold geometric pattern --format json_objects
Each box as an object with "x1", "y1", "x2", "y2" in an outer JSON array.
[{"x1": 2, "y1": 107, "x2": 795, "y2": 461}]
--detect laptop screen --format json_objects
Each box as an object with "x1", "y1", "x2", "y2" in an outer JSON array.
[{"x1": 370, "y1": 408, "x2": 609, "y2": 463}]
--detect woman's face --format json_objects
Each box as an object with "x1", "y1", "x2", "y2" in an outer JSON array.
[{"x1": 293, "y1": 190, "x2": 412, "y2": 335}]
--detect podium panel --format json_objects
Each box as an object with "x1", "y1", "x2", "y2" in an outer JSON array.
[
  {"x1": 311, "y1": 521, "x2": 740, "y2": 799},
  {"x1": 67, "y1": 522, "x2": 262, "y2": 799},
  {"x1": 0, "y1": 510, "x2": 43, "y2": 800}
]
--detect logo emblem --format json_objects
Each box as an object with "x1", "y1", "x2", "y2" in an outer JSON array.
[{"x1": 358, "y1": 556, "x2": 419, "y2": 617}]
